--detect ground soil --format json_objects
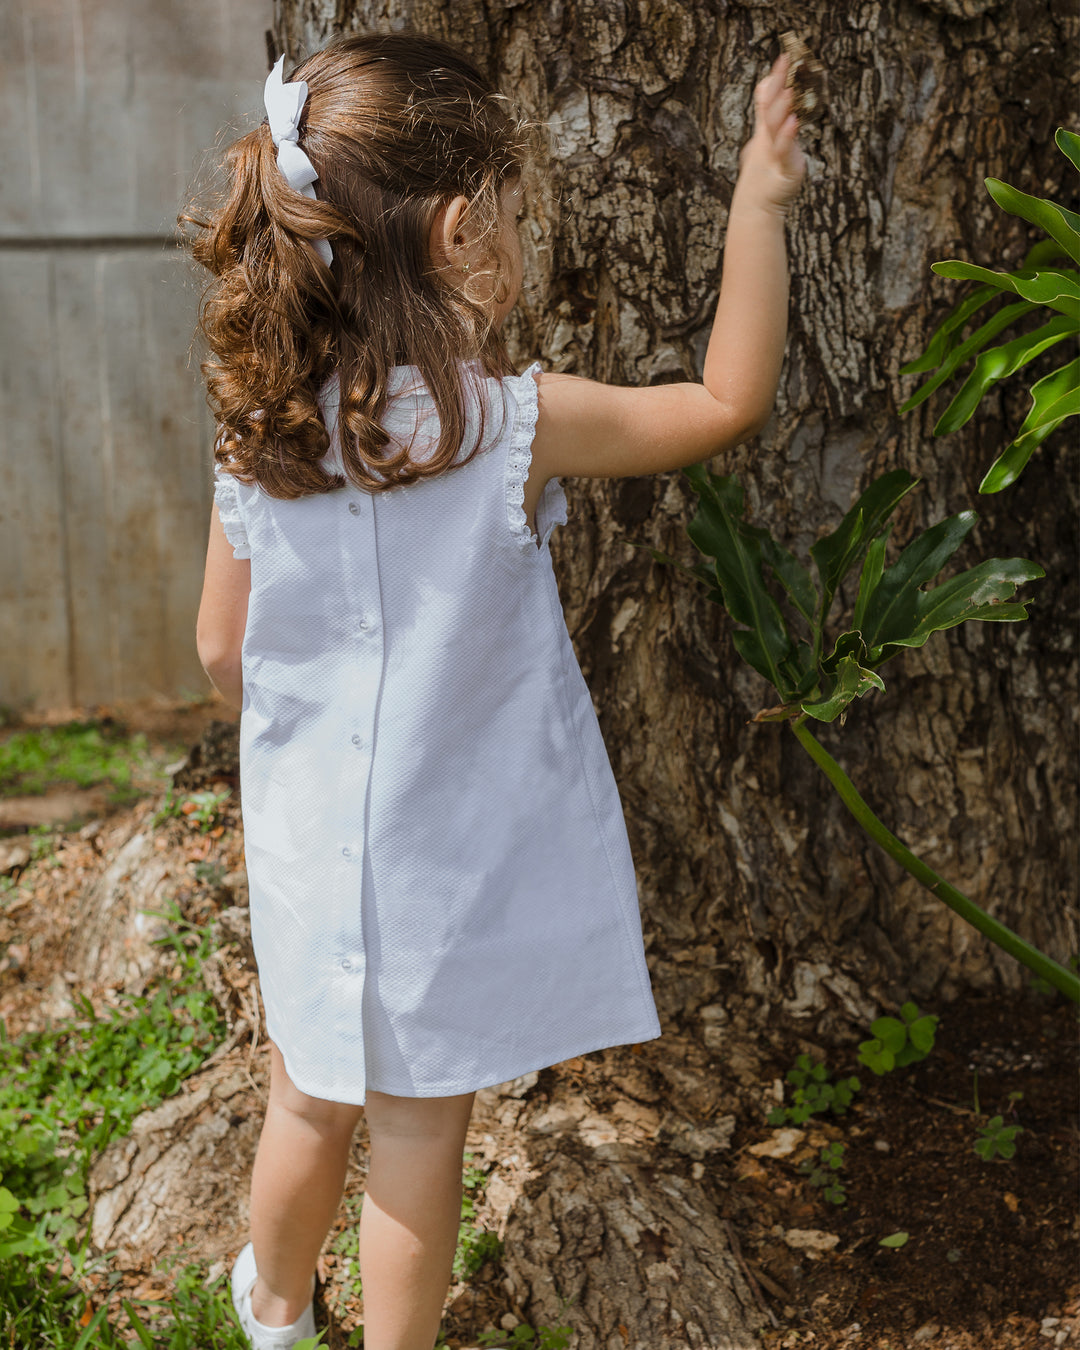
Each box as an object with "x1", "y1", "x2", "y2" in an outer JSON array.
[{"x1": 0, "y1": 697, "x2": 1076, "y2": 1350}]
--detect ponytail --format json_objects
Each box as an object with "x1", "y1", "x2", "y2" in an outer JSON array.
[{"x1": 182, "y1": 33, "x2": 546, "y2": 501}]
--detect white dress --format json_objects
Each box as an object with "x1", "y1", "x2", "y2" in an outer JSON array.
[{"x1": 212, "y1": 359, "x2": 662, "y2": 1105}]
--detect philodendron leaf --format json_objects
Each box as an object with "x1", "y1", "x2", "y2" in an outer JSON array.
[
  {"x1": 898, "y1": 284, "x2": 1019, "y2": 378},
  {"x1": 863, "y1": 553, "x2": 1044, "y2": 662},
  {"x1": 858, "y1": 511, "x2": 976, "y2": 649},
  {"x1": 800, "y1": 654, "x2": 885, "y2": 723},
  {"x1": 898, "y1": 299, "x2": 1037, "y2": 414},
  {"x1": 899, "y1": 239, "x2": 1069, "y2": 380},
  {"x1": 980, "y1": 355, "x2": 1080, "y2": 492},
  {"x1": 809, "y1": 470, "x2": 918, "y2": 632},
  {"x1": 749, "y1": 526, "x2": 819, "y2": 626},
  {"x1": 852, "y1": 527, "x2": 892, "y2": 635},
  {"x1": 981, "y1": 351, "x2": 1080, "y2": 484},
  {"x1": 932, "y1": 313, "x2": 1077, "y2": 435},
  {"x1": 1057, "y1": 127, "x2": 1080, "y2": 174},
  {"x1": 857, "y1": 509, "x2": 1042, "y2": 658},
  {"x1": 683, "y1": 464, "x2": 795, "y2": 696},
  {"x1": 930, "y1": 261, "x2": 1080, "y2": 320},
  {"x1": 983, "y1": 176, "x2": 1080, "y2": 265}
]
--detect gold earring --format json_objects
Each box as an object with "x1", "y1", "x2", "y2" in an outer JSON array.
[{"x1": 463, "y1": 262, "x2": 471, "y2": 273}]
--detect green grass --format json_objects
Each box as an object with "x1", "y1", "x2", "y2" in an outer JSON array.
[
  {"x1": 0, "y1": 718, "x2": 186, "y2": 805},
  {"x1": 0, "y1": 1247, "x2": 253, "y2": 1349},
  {"x1": 0, "y1": 903, "x2": 226, "y2": 1262},
  {"x1": 0, "y1": 901, "x2": 232, "y2": 1344}
]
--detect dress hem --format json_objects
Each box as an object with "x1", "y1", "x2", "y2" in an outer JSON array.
[{"x1": 266, "y1": 1017, "x2": 664, "y2": 1107}]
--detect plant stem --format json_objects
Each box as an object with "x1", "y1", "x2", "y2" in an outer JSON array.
[{"x1": 790, "y1": 717, "x2": 1080, "y2": 1005}]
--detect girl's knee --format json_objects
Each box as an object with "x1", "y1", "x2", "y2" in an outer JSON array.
[
  {"x1": 363, "y1": 1089, "x2": 475, "y2": 1146},
  {"x1": 267, "y1": 1042, "x2": 365, "y2": 1137}
]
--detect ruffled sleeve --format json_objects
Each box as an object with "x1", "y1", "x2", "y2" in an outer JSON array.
[
  {"x1": 505, "y1": 360, "x2": 568, "y2": 551},
  {"x1": 212, "y1": 460, "x2": 251, "y2": 560}
]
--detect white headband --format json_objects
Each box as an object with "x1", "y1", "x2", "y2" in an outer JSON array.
[{"x1": 264, "y1": 55, "x2": 333, "y2": 267}]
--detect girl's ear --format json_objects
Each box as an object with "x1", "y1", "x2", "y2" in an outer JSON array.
[{"x1": 429, "y1": 194, "x2": 472, "y2": 276}]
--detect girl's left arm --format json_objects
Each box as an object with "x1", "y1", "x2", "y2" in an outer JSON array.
[{"x1": 196, "y1": 502, "x2": 251, "y2": 712}]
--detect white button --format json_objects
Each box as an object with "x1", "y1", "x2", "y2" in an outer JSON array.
[
  {"x1": 340, "y1": 957, "x2": 353, "y2": 972},
  {"x1": 358, "y1": 617, "x2": 372, "y2": 632},
  {"x1": 348, "y1": 501, "x2": 361, "y2": 515},
  {"x1": 341, "y1": 845, "x2": 352, "y2": 859},
  {"x1": 350, "y1": 733, "x2": 362, "y2": 747}
]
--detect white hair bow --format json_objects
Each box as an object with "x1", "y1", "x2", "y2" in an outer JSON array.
[{"x1": 264, "y1": 55, "x2": 333, "y2": 267}]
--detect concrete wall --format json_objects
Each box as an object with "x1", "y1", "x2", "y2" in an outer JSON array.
[{"x1": 1, "y1": 0, "x2": 273, "y2": 711}]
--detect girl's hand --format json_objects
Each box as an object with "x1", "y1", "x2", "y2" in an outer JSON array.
[{"x1": 735, "y1": 53, "x2": 807, "y2": 217}]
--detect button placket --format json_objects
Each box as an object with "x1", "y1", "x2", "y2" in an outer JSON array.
[{"x1": 330, "y1": 486, "x2": 383, "y2": 1093}]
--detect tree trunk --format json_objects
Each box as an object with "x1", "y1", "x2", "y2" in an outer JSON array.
[{"x1": 263, "y1": 1, "x2": 1077, "y2": 1340}]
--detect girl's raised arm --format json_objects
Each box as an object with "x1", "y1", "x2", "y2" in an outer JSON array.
[{"x1": 528, "y1": 52, "x2": 806, "y2": 483}]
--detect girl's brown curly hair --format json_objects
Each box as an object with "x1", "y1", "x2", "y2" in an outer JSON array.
[{"x1": 182, "y1": 32, "x2": 542, "y2": 499}]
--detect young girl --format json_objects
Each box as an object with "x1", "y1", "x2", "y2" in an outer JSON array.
[{"x1": 193, "y1": 30, "x2": 804, "y2": 1350}]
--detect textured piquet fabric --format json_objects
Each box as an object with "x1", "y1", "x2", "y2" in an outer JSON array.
[{"x1": 212, "y1": 360, "x2": 662, "y2": 1105}]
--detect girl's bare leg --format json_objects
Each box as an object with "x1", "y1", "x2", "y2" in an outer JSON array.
[
  {"x1": 247, "y1": 1042, "x2": 365, "y2": 1326},
  {"x1": 359, "y1": 1087, "x2": 476, "y2": 1350}
]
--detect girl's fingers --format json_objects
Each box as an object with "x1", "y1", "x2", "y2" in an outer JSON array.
[
  {"x1": 755, "y1": 56, "x2": 788, "y2": 108},
  {"x1": 758, "y1": 82, "x2": 794, "y2": 142}
]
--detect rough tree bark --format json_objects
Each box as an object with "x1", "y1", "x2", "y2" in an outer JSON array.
[{"x1": 241, "y1": 0, "x2": 1075, "y2": 1340}]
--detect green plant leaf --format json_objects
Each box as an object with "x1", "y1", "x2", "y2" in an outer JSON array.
[
  {"x1": 982, "y1": 426, "x2": 1075, "y2": 495},
  {"x1": 899, "y1": 284, "x2": 1018, "y2": 376},
  {"x1": 73, "y1": 1305, "x2": 112, "y2": 1350},
  {"x1": 1015, "y1": 356, "x2": 1080, "y2": 434},
  {"x1": 984, "y1": 176, "x2": 1080, "y2": 265},
  {"x1": 858, "y1": 1039, "x2": 894, "y2": 1074},
  {"x1": 871, "y1": 1016, "x2": 908, "y2": 1054},
  {"x1": 799, "y1": 654, "x2": 885, "y2": 723},
  {"x1": 898, "y1": 299, "x2": 1037, "y2": 413},
  {"x1": 120, "y1": 1301, "x2": 155, "y2": 1350},
  {"x1": 907, "y1": 1016, "x2": 938, "y2": 1053},
  {"x1": 933, "y1": 314, "x2": 1077, "y2": 435},
  {"x1": 819, "y1": 629, "x2": 871, "y2": 675},
  {"x1": 1057, "y1": 127, "x2": 1080, "y2": 173},
  {"x1": 869, "y1": 556, "x2": 1043, "y2": 662},
  {"x1": 859, "y1": 511, "x2": 977, "y2": 646},
  {"x1": 930, "y1": 261, "x2": 1080, "y2": 318},
  {"x1": 980, "y1": 357, "x2": 1080, "y2": 491},
  {"x1": 852, "y1": 528, "x2": 891, "y2": 634},
  {"x1": 683, "y1": 465, "x2": 795, "y2": 695},
  {"x1": 809, "y1": 471, "x2": 918, "y2": 635},
  {"x1": 755, "y1": 527, "x2": 819, "y2": 626},
  {"x1": 880, "y1": 1231, "x2": 910, "y2": 1248}
]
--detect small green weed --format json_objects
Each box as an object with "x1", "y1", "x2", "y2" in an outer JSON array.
[
  {"x1": 193, "y1": 860, "x2": 228, "y2": 888},
  {"x1": 857, "y1": 1001, "x2": 938, "y2": 1075},
  {"x1": 477, "y1": 1320, "x2": 575, "y2": 1349},
  {"x1": 798, "y1": 1141, "x2": 847, "y2": 1206},
  {"x1": 328, "y1": 1194, "x2": 365, "y2": 1316},
  {"x1": 454, "y1": 1152, "x2": 502, "y2": 1281},
  {"x1": 150, "y1": 787, "x2": 232, "y2": 833},
  {"x1": 767, "y1": 1054, "x2": 861, "y2": 1126},
  {"x1": 974, "y1": 1115, "x2": 1024, "y2": 1161}
]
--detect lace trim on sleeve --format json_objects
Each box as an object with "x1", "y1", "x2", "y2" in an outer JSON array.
[
  {"x1": 212, "y1": 461, "x2": 252, "y2": 560},
  {"x1": 505, "y1": 360, "x2": 568, "y2": 550}
]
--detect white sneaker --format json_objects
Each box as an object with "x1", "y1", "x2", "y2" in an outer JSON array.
[{"x1": 230, "y1": 1241, "x2": 319, "y2": 1349}]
